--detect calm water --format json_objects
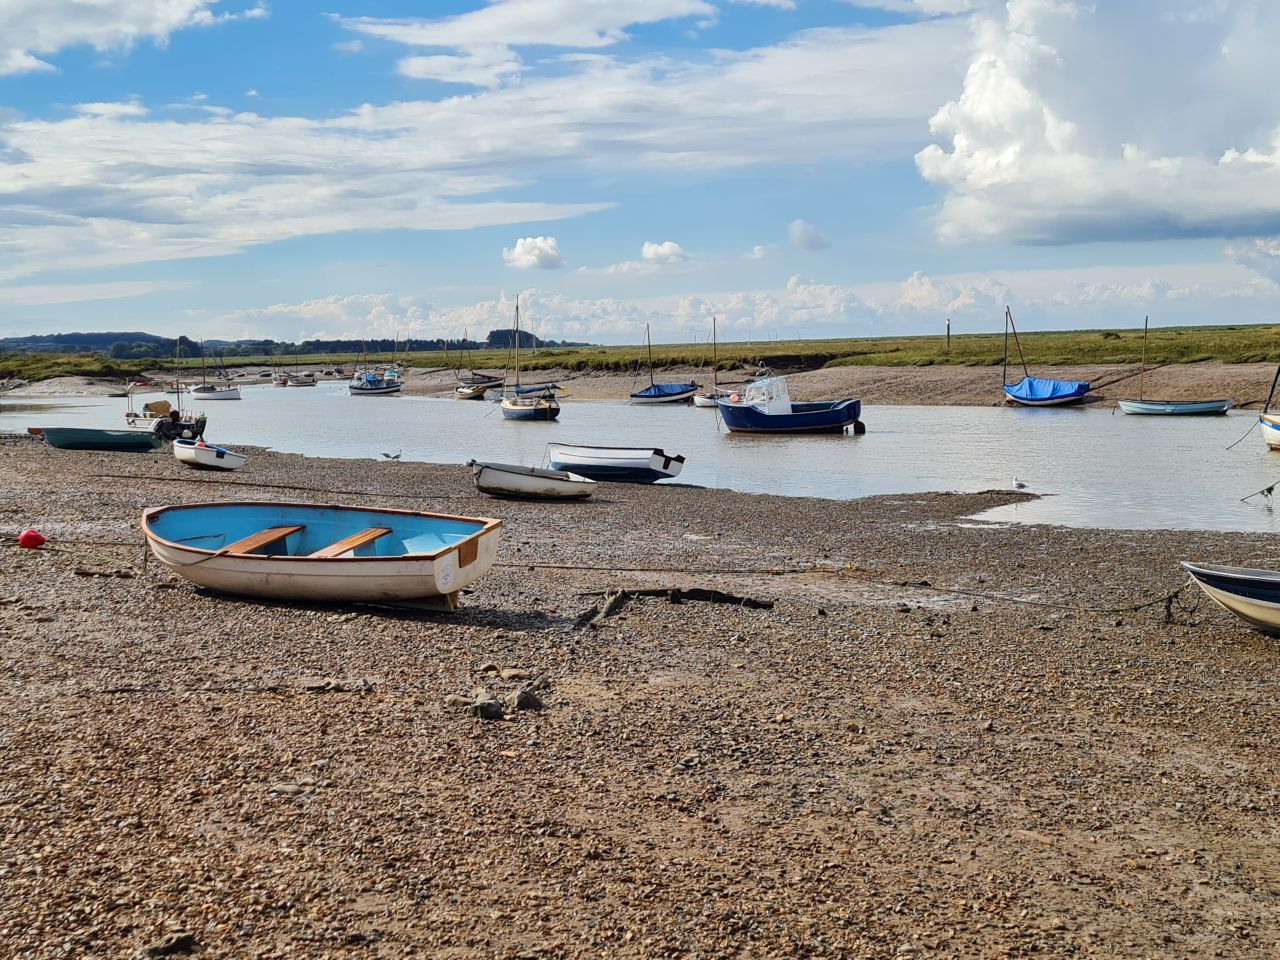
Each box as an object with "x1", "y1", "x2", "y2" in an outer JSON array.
[{"x1": 3, "y1": 383, "x2": 1276, "y2": 533}]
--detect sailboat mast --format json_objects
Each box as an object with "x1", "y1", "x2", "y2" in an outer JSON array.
[
  {"x1": 200, "y1": 340, "x2": 208, "y2": 387},
  {"x1": 1138, "y1": 315, "x2": 1149, "y2": 401},
  {"x1": 711, "y1": 316, "x2": 718, "y2": 391},
  {"x1": 645, "y1": 324, "x2": 655, "y2": 386},
  {"x1": 513, "y1": 296, "x2": 521, "y2": 388},
  {"x1": 1006, "y1": 306, "x2": 1030, "y2": 379}
]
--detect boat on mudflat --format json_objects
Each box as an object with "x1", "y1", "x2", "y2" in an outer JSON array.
[
  {"x1": 41, "y1": 424, "x2": 164, "y2": 452},
  {"x1": 1117, "y1": 316, "x2": 1231, "y2": 415},
  {"x1": 142, "y1": 501, "x2": 502, "y2": 611},
  {"x1": 189, "y1": 383, "x2": 241, "y2": 400},
  {"x1": 547, "y1": 443, "x2": 684, "y2": 484},
  {"x1": 173, "y1": 438, "x2": 247, "y2": 471},
  {"x1": 468, "y1": 460, "x2": 595, "y2": 500},
  {"x1": 1181, "y1": 561, "x2": 1280, "y2": 635},
  {"x1": 1000, "y1": 307, "x2": 1090, "y2": 406},
  {"x1": 349, "y1": 373, "x2": 402, "y2": 396},
  {"x1": 715, "y1": 377, "x2": 861, "y2": 434},
  {"x1": 1117, "y1": 398, "x2": 1232, "y2": 416}
]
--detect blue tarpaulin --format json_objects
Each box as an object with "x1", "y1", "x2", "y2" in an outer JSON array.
[
  {"x1": 630, "y1": 382, "x2": 696, "y2": 400},
  {"x1": 1003, "y1": 376, "x2": 1090, "y2": 405}
]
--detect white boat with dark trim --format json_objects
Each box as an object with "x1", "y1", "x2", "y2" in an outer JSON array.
[
  {"x1": 1182, "y1": 561, "x2": 1280, "y2": 635},
  {"x1": 546, "y1": 443, "x2": 684, "y2": 484},
  {"x1": 173, "y1": 438, "x2": 247, "y2": 471},
  {"x1": 142, "y1": 501, "x2": 502, "y2": 611},
  {"x1": 468, "y1": 460, "x2": 595, "y2": 500},
  {"x1": 189, "y1": 383, "x2": 242, "y2": 401}
]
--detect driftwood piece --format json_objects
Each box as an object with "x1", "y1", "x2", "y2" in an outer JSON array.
[{"x1": 580, "y1": 587, "x2": 773, "y2": 625}]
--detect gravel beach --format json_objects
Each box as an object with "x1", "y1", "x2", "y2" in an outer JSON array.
[{"x1": 2, "y1": 435, "x2": 1278, "y2": 958}]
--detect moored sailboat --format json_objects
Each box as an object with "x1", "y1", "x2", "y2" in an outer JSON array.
[
  {"x1": 1001, "y1": 307, "x2": 1090, "y2": 406},
  {"x1": 1118, "y1": 316, "x2": 1232, "y2": 415},
  {"x1": 500, "y1": 297, "x2": 560, "y2": 421},
  {"x1": 630, "y1": 324, "x2": 697, "y2": 404}
]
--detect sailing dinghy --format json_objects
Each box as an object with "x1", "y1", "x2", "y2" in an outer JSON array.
[
  {"x1": 1001, "y1": 307, "x2": 1090, "y2": 406},
  {"x1": 1117, "y1": 316, "x2": 1232, "y2": 415}
]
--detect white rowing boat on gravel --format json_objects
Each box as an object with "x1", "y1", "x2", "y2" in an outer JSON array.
[
  {"x1": 142, "y1": 501, "x2": 502, "y2": 611},
  {"x1": 173, "y1": 438, "x2": 247, "y2": 471},
  {"x1": 468, "y1": 460, "x2": 595, "y2": 500}
]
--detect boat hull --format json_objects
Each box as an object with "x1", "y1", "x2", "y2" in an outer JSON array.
[
  {"x1": 692, "y1": 394, "x2": 719, "y2": 408},
  {"x1": 1002, "y1": 376, "x2": 1090, "y2": 406},
  {"x1": 500, "y1": 398, "x2": 559, "y2": 420},
  {"x1": 1182, "y1": 561, "x2": 1280, "y2": 635},
  {"x1": 142, "y1": 502, "x2": 501, "y2": 607},
  {"x1": 1117, "y1": 398, "x2": 1232, "y2": 415},
  {"x1": 469, "y1": 461, "x2": 594, "y2": 500},
  {"x1": 349, "y1": 381, "x2": 402, "y2": 396},
  {"x1": 42, "y1": 426, "x2": 163, "y2": 452},
  {"x1": 1260, "y1": 414, "x2": 1280, "y2": 450},
  {"x1": 716, "y1": 398, "x2": 861, "y2": 433},
  {"x1": 547, "y1": 443, "x2": 684, "y2": 484},
  {"x1": 630, "y1": 383, "x2": 698, "y2": 404},
  {"x1": 189, "y1": 386, "x2": 241, "y2": 400},
  {"x1": 173, "y1": 439, "x2": 247, "y2": 471}
]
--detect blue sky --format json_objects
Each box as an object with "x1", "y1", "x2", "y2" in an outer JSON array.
[{"x1": 0, "y1": 0, "x2": 1278, "y2": 345}]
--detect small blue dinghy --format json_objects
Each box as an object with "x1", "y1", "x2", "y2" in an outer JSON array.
[{"x1": 142, "y1": 501, "x2": 501, "y2": 610}]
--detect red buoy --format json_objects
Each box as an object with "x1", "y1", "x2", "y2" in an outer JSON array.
[{"x1": 17, "y1": 529, "x2": 46, "y2": 549}]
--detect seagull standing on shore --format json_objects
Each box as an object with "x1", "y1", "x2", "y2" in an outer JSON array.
[
  {"x1": 1013, "y1": 476, "x2": 1027, "y2": 489},
  {"x1": 382, "y1": 450, "x2": 401, "y2": 460}
]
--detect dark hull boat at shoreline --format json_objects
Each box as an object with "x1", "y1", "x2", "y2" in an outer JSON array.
[{"x1": 1182, "y1": 561, "x2": 1280, "y2": 635}]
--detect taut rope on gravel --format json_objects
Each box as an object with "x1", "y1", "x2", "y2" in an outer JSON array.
[{"x1": 89, "y1": 472, "x2": 471, "y2": 500}]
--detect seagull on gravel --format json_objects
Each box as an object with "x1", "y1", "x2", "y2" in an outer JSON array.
[
  {"x1": 381, "y1": 450, "x2": 402, "y2": 460},
  {"x1": 1013, "y1": 476, "x2": 1027, "y2": 489}
]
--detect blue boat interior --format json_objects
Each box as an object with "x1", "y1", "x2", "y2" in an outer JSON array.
[{"x1": 150, "y1": 504, "x2": 485, "y2": 558}]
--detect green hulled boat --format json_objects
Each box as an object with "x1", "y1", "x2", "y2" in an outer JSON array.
[{"x1": 40, "y1": 426, "x2": 164, "y2": 452}]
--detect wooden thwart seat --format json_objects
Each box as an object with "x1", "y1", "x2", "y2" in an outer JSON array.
[
  {"x1": 308, "y1": 527, "x2": 392, "y2": 559},
  {"x1": 221, "y1": 525, "x2": 304, "y2": 555}
]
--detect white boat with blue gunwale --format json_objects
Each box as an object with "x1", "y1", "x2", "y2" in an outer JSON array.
[
  {"x1": 547, "y1": 443, "x2": 684, "y2": 484},
  {"x1": 1117, "y1": 398, "x2": 1233, "y2": 416},
  {"x1": 1118, "y1": 317, "x2": 1231, "y2": 415},
  {"x1": 142, "y1": 501, "x2": 502, "y2": 610},
  {"x1": 1181, "y1": 561, "x2": 1280, "y2": 635}
]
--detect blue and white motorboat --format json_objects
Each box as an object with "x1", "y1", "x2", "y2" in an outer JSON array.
[
  {"x1": 350, "y1": 372, "x2": 402, "y2": 396},
  {"x1": 1181, "y1": 561, "x2": 1280, "y2": 635},
  {"x1": 1117, "y1": 398, "x2": 1233, "y2": 415},
  {"x1": 547, "y1": 443, "x2": 684, "y2": 483},
  {"x1": 142, "y1": 501, "x2": 502, "y2": 610},
  {"x1": 715, "y1": 377, "x2": 861, "y2": 434}
]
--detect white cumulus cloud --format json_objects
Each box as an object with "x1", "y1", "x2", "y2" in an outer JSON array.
[
  {"x1": 917, "y1": 0, "x2": 1280, "y2": 245},
  {"x1": 789, "y1": 219, "x2": 830, "y2": 250},
  {"x1": 503, "y1": 236, "x2": 566, "y2": 269},
  {"x1": 0, "y1": 1, "x2": 265, "y2": 76},
  {"x1": 641, "y1": 240, "x2": 688, "y2": 264}
]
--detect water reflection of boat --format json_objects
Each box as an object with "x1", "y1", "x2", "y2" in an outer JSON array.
[{"x1": 142, "y1": 501, "x2": 501, "y2": 611}]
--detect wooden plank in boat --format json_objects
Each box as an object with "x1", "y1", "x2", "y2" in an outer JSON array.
[
  {"x1": 222, "y1": 525, "x2": 304, "y2": 555},
  {"x1": 457, "y1": 536, "x2": 479, "y2": 567},
  {"x1": 308, "y1": 526, "x2": 392, "y2": 558}
]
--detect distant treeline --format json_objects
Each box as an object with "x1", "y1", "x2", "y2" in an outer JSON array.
[{"x1": 0, "y1": 329, "x2": 591, "y2": 359}]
